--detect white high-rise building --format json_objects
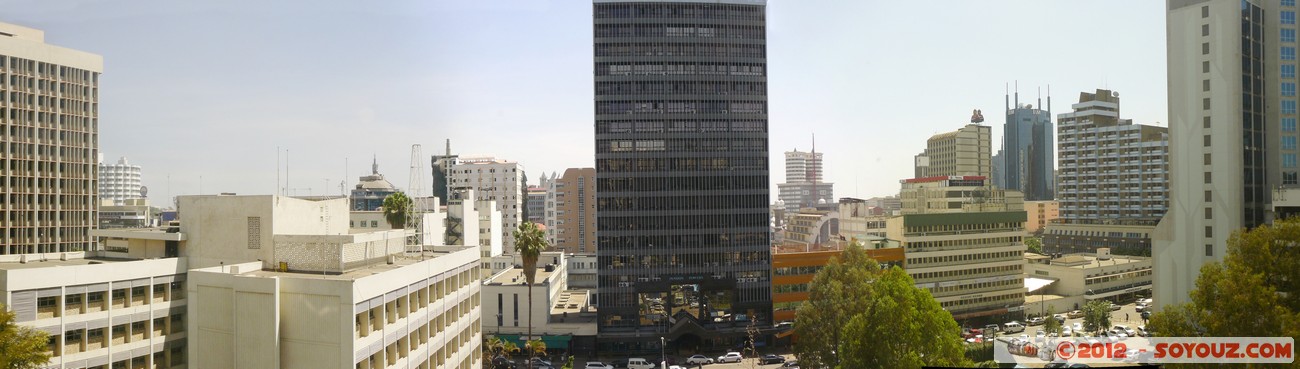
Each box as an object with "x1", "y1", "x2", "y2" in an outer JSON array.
[
  {"x1": 777, "y1": 150, "x2": 834, "y2": 214},
  {"x1": 448, "y1": 157, "x2": 524, "y2": 252},
  {"x1": 99, "y1": 157, "x2": 144, "y2": 205},
  {"x1": 1056, "y1": 89, "x2": 1169, "y2": 222},
  {"x1": 0, "y1": 22, "x2": 102, "y2": 254},
  {"x1": 1157, "y1": 0, "x2": 1285, "y2": 308}
]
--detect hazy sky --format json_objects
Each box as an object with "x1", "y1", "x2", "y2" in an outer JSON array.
[{"x1": 2, "y1": 0, "x2": 1167, "y2": 205}]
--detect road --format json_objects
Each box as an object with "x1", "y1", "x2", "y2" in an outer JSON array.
[{"x1": 1009, "y1": 301, "x2": 1148, "y2": 339}]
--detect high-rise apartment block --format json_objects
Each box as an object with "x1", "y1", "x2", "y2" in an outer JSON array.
[
  {"x1": 1157, "y1": 0, "x2": 1286, "y2": 307},
  {"x1": 1000, "y1": 92, "x2": 1055, "y2": 201},
  {"x1": 0, "y1": 22, "x2": 102, "y2": 255},
  {"x1": 777, "y1": 150, "x2": 833, "y2": 214},
  {"x1": 1056, "y1": 89, "x2": 1169, "y2": 222},
  {"x1": 914, "y1": 123, "x2": 992, "y2": 178},
  {"x1": 99, "y1": 157, "x2": 143, "y2": 205},
  {"x1": 891, "y1": 176, "x2": 1028, "y2": 320},
  {"x1": 448, "y1": 157, "x2": 524, "y2": 251},
  {"x1": 547, "y1": 168, "x2": 596, "y2": 254},
  {"x1": 526, "y1": 184, "x2": 545, "y2": 224},
  {"x1": 594, "y1": 0, "x2": 772, "y2": 352}
]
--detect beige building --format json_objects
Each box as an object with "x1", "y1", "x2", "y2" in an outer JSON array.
[
  {"x1": 448, "y1": 157, "x2": 524, "y2": 252},
  {"x1": 914, "y1": 124, "x2": 993, "y2": 178},
  {"x1": 548, "y1": 168, "x2": 596, "y2": 254},
  {"x1": 1023, "y1": 249, "x2": 1152, "y2": 315},
  {"x1": 482, "y1": 252, "x2": 597, "y2": 355},
  {"x1": 838, "y1": 198, "x2": 889, "y2": 242},
  {"x1": 891, "y1": 176, "x2": 1027, "y2": 321},
  {"x1": 783, "y1": 208, "x2": 839, "y2": 250},
  {"x1": 0, "y1": 22, "x2": 103, "y2": 255},
  {"x1": 1024, "y1": 201, "x2": 1059, "y2": 235}
]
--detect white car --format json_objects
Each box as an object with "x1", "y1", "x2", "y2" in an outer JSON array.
[
  {"x1": 1072, "y1": 322, "x2": 1083, "y2": 332},
  {"x1": 717, "y1": 352, "x2": 743, "y2": 363},
  {"x1": 585, "y1": 362, "x2": 614, "y2": 369},
  {"x1": 1113, "y1": 325, "x2": 1136, "y2": 336},
  {"x1": 686, "y1": 355, "x2": 714, "y2": 365},
  {"x1": 627, "y1": 358, "x2": 655, "y2": 369},
  {"x1": 1061, "y1": 327, "x2": 1073, "y2": 337}
]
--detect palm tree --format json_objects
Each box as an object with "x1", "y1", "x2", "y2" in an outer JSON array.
[
  {"x1": 484, "y1": 336, "x2": 505, "y2": 366},
  {"x1": 381, "y1": 191, "x2": 412, "y2": 229},
  {"x1": 513, "y1": 222, "x2": 549, "y2": 369},
  {"x1": 525, "y1": 339, "x2": 547, "y2": 366}
]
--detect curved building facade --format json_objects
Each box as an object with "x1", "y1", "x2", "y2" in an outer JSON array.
[{"x1": 593, "y1": 0, "x2": 772, "y2": 353}]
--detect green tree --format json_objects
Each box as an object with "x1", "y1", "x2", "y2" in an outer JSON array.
[
  {"x1": 520, "y1": 171, "x2": 530, "y2": 223},
  {"x1": 381, "y1": 191, "x2": 413, "y2": 229},
  {"x1": 0, "y1": 304, "x2": 51, "y2": 369},
  {"x1": 513, "y1": 222, "x2": 549, "y2": 369},
  {"x1": 1082, "y1": 300, "x2": 1111, "y2": 336},
  {"x1": 793, "y1": 242, "x2": 969, "y2": 369},
  {"x1": 1147, "y1": 218, "x2": 1300, "y2": 369},
  {"x1": 1025, "y1": 236, "x2": 1044, "y2": 255},
  {"x1": 1042, "y1": 306, "x2": 1061, "y2": 336}
]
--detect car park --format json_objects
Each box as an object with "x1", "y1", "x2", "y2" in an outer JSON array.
[
  {"x1": 686, "y1": 355, "x2": 714, "y2": 365},
  {"x1": 1113, "y1": 325, "x2": 1136, "y2": 336},
  {"x1": 782, "y1": 360, "x2": 800, "y2": 368},
  {"x1": 1028, "y1": 317, "x2": 1045, "y2": 326},
  {"x1": 1061, "y1": 327, "x2": 1072, "y2": 337},
  {"x1": 717, "y1": 352, "x2": 743, "y2": 363},
  {"x1": 760, "y1": 354, "x2": 786, "y2": 365},
  {"x1": 1109, "y1": 303, "x2": 1122, "y2": 311}
]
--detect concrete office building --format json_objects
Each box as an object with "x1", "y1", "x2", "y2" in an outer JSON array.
[
  {"x1": 914, "y1": 123, "x2": 993, "y2": 178},
  {"x1": 1157, "y1": 0, "x2": 1287, "y2": 307},
  {"x1": 0, "y1": 22, "x2": 102, "y2": 255},
  {"x1": 98, "y1": 198, "x2": 153, "y2": 229},
  {"x1": 838, "y1": 198, "x2": 889, "y2": 241},
  {"x1": 547, "y1": 168, "x2": 597, "y2": 254},
  {"x1": 777, "y1": 150, "x2": 834, "y2": 214},
  {"x1": 594, "y1": 0, "x2": 772, "y2": 352},
  {"x1": 1024, "y1": 200, "x2": 1059, "y2": 235},
  {"x1": 99, "y1": 157, "x2": 144, "y2": 205},
  {"x1": 526, "y1": 185, "x2": 545, "y2": 225},
  {"x1": 482, "y1": 252, "x2": 598, "y2": 356},
  {"x1": 890, "y1": 176, "x2": 1028, "y2": 321},
  {"x1": 350, "y1": 159, "x2": 397, "y2": 212},
  {"x1": 1023, "y1": 249, "x2": 1152, "y2": 314},
  {"x1": 1056, "y1": 89, "x2": 1169, "y2": 223},
  {"x1": 566, "y1": 253, "x2": 599, "y2": 289},
  {"x1": 447, "y1": 157, "x2": 524, "y2": 252},
  {"x1": 542, "y1": 172, "x2": 558, "y2": 245},
  {"x1": 1000, "y1": 91, "x2": 1055, "y2": 201}
]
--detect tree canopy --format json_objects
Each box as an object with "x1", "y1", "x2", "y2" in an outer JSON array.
[
  {"x1": 1025, "y1": 236, "x2": 1044, "y2": 255},
  {"x1": 1042, "y1": 306, "x2": 1062, "y2": 336},
  {"x1": 1082, "y1": 300, "x2": 1111, "y2": 336},
  {"x1": 793, "y1": 242, "x2": 968, "y2": 369},
  {"x1": 381, "y1": 191, "x2": 412, "y2": 229},
  {"x1": 0, "y1": 304, "x2": 50, "y2": 369}
]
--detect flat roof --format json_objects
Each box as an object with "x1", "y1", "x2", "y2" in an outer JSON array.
[
  {"x1": 1049, "y1": 254, "x2": 1146, "y2": 269},
  {"x1": 550, "y1": 290, "x2": 597, "y2": 323},
  {"x1": 0, "y1": 256, "x2": 142, "y2": 271},
  {"x1": 488, "y1": 268, "x2": 555, "y2": 286},
  {"x1": 89, "y1": 228, "x2": 186, "y2": 241},
  {"x1": 246, "y1": 251, "x2": 457, "y2": 280}
]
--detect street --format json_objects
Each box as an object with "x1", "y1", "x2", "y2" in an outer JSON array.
[{"x1": 998, "y1": 301, "x2": 1149, "y2": 339}]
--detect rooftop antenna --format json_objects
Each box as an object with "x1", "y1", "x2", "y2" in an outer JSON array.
[
  {"x1": 408, "y1": 144, "x2": 426, "y2": 250},
  {"x1": 810, "y1": 133, "x2": 818, "y2": 209},
  {"x1": 276, "y1": 146, "x2": 280, "y2": 198}
]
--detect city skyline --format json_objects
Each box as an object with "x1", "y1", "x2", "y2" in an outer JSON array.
[{"x1": 2, "y1": 0, "x2": 1166, "y2": 204}]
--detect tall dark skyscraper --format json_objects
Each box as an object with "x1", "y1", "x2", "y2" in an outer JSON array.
[
  {"x1": 1000, "y1": 90, "x2": 1055, "y2": 201},
  {"x1": 593, "y1": 0, "x2": 772, "y2": 352}
]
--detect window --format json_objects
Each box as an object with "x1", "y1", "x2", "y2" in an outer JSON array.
[
  {"x1": 1286, "y1": 82, "x2": 1297, "y2": 96},
  {"x1": 1203, "y1": 61, "x2": 1210, "y2": 73},
  {"x1": 1205, "y1": 172, "x2": 1213, "y2": 184},
  {"x1": 1286, "y1": 172, "x2": 1299, "y2": 185},
  {"x1": 1288, "y1": 0, "x2": 1297, "y2": 7},
  {"x1": 1205, "y1": 226, "x2": 1213, "y2": 238},
  {"x1": 1202, "y1": 42, "x2": 1210, "y2": 55},
  {"x1": 1287, "y1": 100, "x2": 1298, "y2": 115},
  {"x1": 1202, "y1": 6, "x2": 1209, "y2": 18},
  {"x1": 1205, "y1": 116, "x2": 1212, "y2": 128},
  {"x1": 247, "y1": 217, "x2": 261, "y2": 249},
  {"x1": 1205, "y1": 190, "x2": 1213, "y2": 202},
  {"x1": 1287, "y1": 29, "x2": 1298, "y2": 43},
  {"x1": 1286, "y1": 11, "x2": 1297, "y2": 25},
  {"x1": 1288, "y1": 65, "x2": 1298, "y2": 79},
  {"x1": 1285, "y1": 154, "x2": 1297, "y2": 168},
  {"x1": 371, "y1": 220, "x2": 378, "y2": 227},
  {"x1": 1204, "y1": 135, "x2": 1212, "y2": 146},
  {"x1": 1205, "y1": 208, "x2": 1213, "y2": 219},
  {"x1": 1286, "y1": 136, "x2": 1298, "y2": 150},
  {"x1": 1286, "y1": 47, "x2": 1297, "y2": 61},
  {"x1": 1204, "y1": 153, "x2": 1212, "y2": 165},
  {"x1": 1206, "y1": 244, "x2": 1214, "y2": 256}
]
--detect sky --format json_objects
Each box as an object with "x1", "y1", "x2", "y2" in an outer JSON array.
[{"x1": 1, "y1": 0, "x2": 1167, "y2": 206}]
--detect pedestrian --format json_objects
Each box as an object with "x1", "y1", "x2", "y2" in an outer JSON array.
[{"x1": 1126, "y1": 313, "x2": 1130, "y2": 322}]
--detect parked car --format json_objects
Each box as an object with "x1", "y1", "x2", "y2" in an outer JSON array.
[
  {"x1": 1067, "y1": 310, "x2": 1085, "y2": 319},
  {"x1": 1028, "y1": 317, "x2": 1045, "y2": 326},
  {"x1": 529, "y1": 358, "x2": 554, "y2": 368},
  {"x1": 1061, "y1": 327, "x2": 1073, "y2": 337},
  {"x1": 1053, "y1": 314, "x2": 1068, "y2": 323},
  {"x1": 760, "y1": 354, "x2": 786, "y2": 365},
  {"x1": 1003, "y1": 322, "x2": 1025, "y2": 333},
  {"x1": 626, "y1": 358, "x2": 655, "y2": 369},
  {"x1": 1136, "y1": 326, "x2": 1149, "y2": 337},
  {"x1": 717, "y1": 352, "x2": 743, "y2": 363},
  {"x1": 610, "y1": 359, "x2": 628, "y2": 368},
  {"x1": 686, "y1": 355, "x2": 714, "y2": 365},
  {"x1": 1113, "y1": 325, "x2": 1136, "y2": 336},
  {"x1": 1141, "y1": 310, "x2": 1152, "y2": 320},
  {"x1": 984, "y1": 324, "x2": 1001, "y2": 334},
  {"x1": 493, "y1": 356, "x2": 520, "y2": 369},
  {"x1": 1109, "y1": 303, "x2": 1122, "y2": 311},
  {"x1": 585, "y1": 362, "x2": 614, "y2": 369},
  {"x1": 782, "y1": 360, "x2": 800, "y2": 368}
]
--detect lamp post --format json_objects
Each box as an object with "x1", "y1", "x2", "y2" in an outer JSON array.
[{"x1": 660, "y1": 336, "x2": 667, "y2": 369}]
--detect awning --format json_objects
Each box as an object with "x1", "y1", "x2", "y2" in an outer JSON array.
[
  {"x1": 496, "y1": 334, "x2": 572, "y2": 348},
  {"x1": 1025, "y1": 277, "x2": 1056, "y2": 293}
]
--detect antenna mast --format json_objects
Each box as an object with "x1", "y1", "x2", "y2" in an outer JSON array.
[{"x1": 407, "y1": 144, "x2": 426, "y2": 250}]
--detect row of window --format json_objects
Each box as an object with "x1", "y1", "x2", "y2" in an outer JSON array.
[
  {"x1": 598, "y1": 194, "x2": 767, "y2": 212},
  {"x1": 597, "y1": 81, "x2": 765, "y2": 96},
  {"x1": 912, "y1": 264, "x2": 1022, "y2": 282},
  {"x1": 773, "y1": 283, "x2": 809, "y2": 294},
  {"x1": 597, "y1": 119, "x2": 765, "y2": 134},
  {"x1": 928, "y1": 279, "x2": 1022, "y2": 295},
  {"x1": 598, "y1": 232, "x2": 768, "y2": 250},
  {"x1": 0, "y1": 57, "x2": 100, "y2": 84},
  {"x1": 595, "y1": 24, "x2": 764, "y2": 40},
  {"x1": 356, "y1": 317, "x2": 480, "y2": 369},
  {"x1": 773, "y1": 265, "x2": 823, "y2": 277},
  {"x1": 903, "y1": 222, "x2": 1023, "y2": 235},
  {"x1": 594, "y1": 3, "x2": 764, "y2": 21},
  {"x1": 597, "y1": 157, "x2": 766, "y2": 173},
  {"x1": 597, "y1": 138, "x2": 766, "y2": 153},
  {"x1": 48, "y1": 315, "x2": 184, "y2": 359},
  {"x1": 939, "y1": 292, "x2": 1025, "y2": 310},
  {"x1": 907, "y1": 250, "x2": 1022, "y2": 267},
  {"x1": 597, "y1": 100, "x2": 765, "y2": 115},
  {"x1": 598, "y1": 213, "x2": 767, "y2": 231},
  {"x1": 597, "y1": 174, "x2": 767, "y2": 193},
  {"x1": 595, "y1": 42, "x2": 764, "y2": 58},
  {"x1": 597, "y1": 62, "x2": 765, "y2": 77},
  {"x1": 33, "y1": 282, "x2": 184, "y2": 320},
  {"x1": 1085, "y1": 269, "x2": 1152, "y2": 285}
]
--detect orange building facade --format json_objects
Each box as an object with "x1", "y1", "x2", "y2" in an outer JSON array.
[{"x1": 771, "y1": 246, "x2": 905, "y2": 323}]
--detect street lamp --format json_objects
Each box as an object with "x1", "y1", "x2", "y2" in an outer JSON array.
[{"x1": 660, "y1": 337, "x2": 667, "y2": 369}]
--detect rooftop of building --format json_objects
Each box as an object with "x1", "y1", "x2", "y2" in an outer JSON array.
[
  {"x1": 89, "y1": 227, "x2": 186, "y2": 241},
  {"x1": 902, "y1": 175, "x2": 987, "y2": 184},
  {"x1": 1025, "y1": 252, "x2": 1148, "y2": 269},
  {"x1": 0, "y1": 255, "x2": 146, "y2": 271},
  {"x1": 486, "y1": 267, "x2": 557, "y2": 286},
  {"x1": 549, "y1": 290, "x2": 596, "y2": 323},
  {"x1": 246, "y1": 250, "x2": 464, "y2": 281}
]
